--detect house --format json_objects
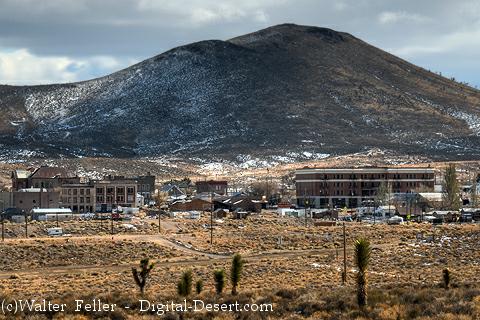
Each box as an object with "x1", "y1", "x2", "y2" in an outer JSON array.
[
  {"x1": 216, "y1": 195, "x2": 264, "y2": 213},
  {"x1": 170, "y1": 198, "x2": 212, "y2": 212},
  {"x1": 161, "y1": 184, "x2": 186, "y2": 199},
  {"x1": 196, "y1": 180, "x2": 228, "y2": 195}
]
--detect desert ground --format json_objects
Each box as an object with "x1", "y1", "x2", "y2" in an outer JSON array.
[{"x1": 0, "y1": 212, "x2": 479, "y2": 319}]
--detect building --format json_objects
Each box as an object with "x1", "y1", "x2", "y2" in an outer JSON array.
[
  {"x1": 94, "y1": 179, "x2": 138, "y2": 212},
  {"x1": 60, "y1": 184, "x2": 95, "y2": 213},
  {"x1": 170, "y1": 198, "x2": 211, "y2": 211},
  {"x1": 196, "y1": 180, "x2": 228, "y2": 195},
  {"x1": 11, "y1": 166, "x2": 79, "y2": 191},
  {"x1": 12, "y1": 188, "x2": 60, "y2": 212},
  {"x1": 102, "y1": 174, "x2": 155, "y2": 204},
  {"x1": 295, "y1": 167, "x2": 435, "y2": 208}
]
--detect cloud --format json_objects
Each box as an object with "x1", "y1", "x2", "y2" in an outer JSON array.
[
  {"x1": 378, "y1": 11, "x2": 431, "y2": 25},
  {"x1": 0, "y1": 48, "x2": 131, "y2": 85}
]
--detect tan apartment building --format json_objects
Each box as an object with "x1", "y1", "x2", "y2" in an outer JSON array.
[
  {"x1": 94, "y1": 180, "x2": 137, "y2": 212},
  {"x1": 296, "y1": 166, "x2": 435, "y2": 208},
  {"x1": 60, "y1": 184, "x2": 95, "y2": 213}
]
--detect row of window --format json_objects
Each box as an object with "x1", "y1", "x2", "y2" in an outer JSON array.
[
  {"x1": 312, "y1": 174, "x2": 432, "y2": 180},
  {"x1": 61, "y1": 197, "x2": 92, "y2": 204},
  {"x1": 96, "y1": 195, "x2": 136, "y2": 203},
  {"x1": 62, "y1": 188, "x2": 92, "y2": 196},
  {"x1": 95, "y1": 187, "x2": 136, "y2": 195}
]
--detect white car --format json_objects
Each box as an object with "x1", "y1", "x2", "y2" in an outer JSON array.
[{"x1": 387, "y1": 216, "x2": 404, "y2": 225}]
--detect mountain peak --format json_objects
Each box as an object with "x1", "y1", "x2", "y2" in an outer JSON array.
[{"x1": 0, "y1": 24, "x2": 479, "y2": 162}]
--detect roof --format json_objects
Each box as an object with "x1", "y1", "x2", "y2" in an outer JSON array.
[
  {"x1": 30, "y1": 166, "x2": 69, "y2": 179},
  {"x1": 296, "y1": 167, "x2": 435, "y2": 174},
  {"x1": 196, "y1": 180, "x2": 228, "y2": 186},
  {"x1": 31, "y1": 208, "x2": 73, "y2": 214},
  {"x1": 18, "y1": 188, "x2": 48, "y2": 192},
  {"x1": 13, "y1": 169, "x2": 31, "y2": 179},
  {"x1": 419, "y1": 193, "x2": 443, "y2": 201}
]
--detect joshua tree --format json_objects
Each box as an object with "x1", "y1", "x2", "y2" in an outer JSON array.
[
  {"x1": 354, "y1": 238, "x2": 371, "y2": 307},
  {"x1": 443, "y1": 268, "x2": 451, "y2": 290},
  {"x1": 195, "y1": 279, "x2": 203, "y2": 294},
  {"x1": 132, "y1": 258, "x2": 155, "y2": 297},
  {"x1": 177, "y1": 270, "x2": 193, "y2": 297},
  {"x1": 214, "y1": 269, "x2": 225, "y2": 295},
  {"x1": 230, "y1": 253, "x2": 244, "y2": 295}
]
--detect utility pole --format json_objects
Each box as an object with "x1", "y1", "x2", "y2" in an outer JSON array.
[
  {"x1": 342, "y1": 222, "x2": 347, "y2": 285},
  {"x1": 56, "y1": 212, "x2": 59, "y2": 228},
  {"x1": 111, "y1": 202, "x2": 115, "y2": 235},
  {"x1": 157, "y1": 191, "x2": 161, "y2": 234},
  {"x1": 0, "y1": 200, "x2": 4, "y2": 242},
  {"x1": 24, "y1": 212, "x2": 28, "y2": 238},
  {"x1": 210, "y1": 190, "x2": 214, "y2": 246}
]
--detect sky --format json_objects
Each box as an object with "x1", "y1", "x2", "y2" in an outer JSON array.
[{"x1": 0, "y1": 0, "x2": 479, "y2": 87}]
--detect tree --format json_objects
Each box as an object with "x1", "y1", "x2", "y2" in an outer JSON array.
[
  {"x1": 195, "y1": 279, "x2": 203, "y2": 294},
  {"x1": 442, "y1": 164, "x2": 461, "y2": 210},
  {"x1": 471, "y1": 175, "x2": 477, "y2": 207},
  {"x1": 375, "y1": 181, "x2": 388, "y2": 207},
  {"x1": 354, "y1": 238, "x2": 371, "y2": 307},
  {"x1": 177, "y1": 270, "x2": 193, "y2": 297},
  {"x1": 230, "y1": 253, "x2": 244, "y2": 295},
  {"x1": 132, "y1": 258, "x2": 155, "y2": 297},
  {"x1": 443, "y1": 268, "x2": 451, "y2": 290},
  {"x1": 214, "y1": 269, "x2": 225, "y2": 295}
]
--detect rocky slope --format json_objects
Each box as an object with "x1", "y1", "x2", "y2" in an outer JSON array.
[{"x1": 1, "y1": 23, "x2": 480, "y2": 163}]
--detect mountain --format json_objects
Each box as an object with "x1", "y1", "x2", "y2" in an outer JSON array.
[{"x1": 1, "y1": 23, "x2": 480, "y2": 163}]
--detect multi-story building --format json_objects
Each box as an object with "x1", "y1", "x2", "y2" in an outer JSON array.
[
  {"x1": 102, "y1": 174, "x2": 155, "y2": 204},
  {"x1": 196, "y1": 180, "x2": 228, "y2": 195},
  {"x1": 296, "y1": 167, "x2": 435, "y2": 208},
  {"x1": 11, "y1": 166, "x2": 79, "y2": 191},
  {"x1": 60, "y1": 184, "x2": 95, "y2": 213},
  {"x1": 94, "y1": 180, "x2": 138, "y2": 212}
]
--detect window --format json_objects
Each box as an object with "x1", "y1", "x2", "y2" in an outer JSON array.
[
  {"x1": 86, "y1": 189, "x2": 90, "y2": 195},
  {"x1": 107, "y1": 187, "x2": 114, "y2": 194},
  {"x1": 127, "y1": 187, "x2": 135, "y2": 195},
  {"x1": 96, "y1": 195, "x2": 104, "y2": 202},
  {"x1": 116, "y1": 195, "x2": 125, "y2": 202},
  {"x1": 68, "y1": 189, "x2": 72, "y2": 195},
  {"x1": 80, "y1": 189, "x2": 84, "y2": 195},
  {"x1": 62, "y1": 189, "x2": 67, "y2": 195},
  {"x1": 86, "y1": 197, "x2": 90, "y2": 203},
  {"x1": 116, "y1": 187, "x2": 124, "y2": 195},
  {"x1": 96, "y1": 187, "x2": 104, "y2": 194},
  {"x1": 73, "y1": 189, "x2": 77, "y2": 195},
  {"x1": 80, "y1": 197, "x2": 84, "y2": 203},
  {"x1": 68, "y1": 197, "x2": 72, "y2": 203}
]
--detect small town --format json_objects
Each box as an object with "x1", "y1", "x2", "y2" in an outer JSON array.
[
  {"x1": 0, "y1": 164, "x2": 478, "y2": 230},
  {"x1": 1, "y1": 1, "x2": 480, "y2": 319}
]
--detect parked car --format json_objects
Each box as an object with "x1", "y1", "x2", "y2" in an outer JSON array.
[
  {"x1": 387, "y1": 216, "x2": 404, "y2": 225},
  {"x1": 47, "y1": 227, "x2": 63, "y2": 236}
]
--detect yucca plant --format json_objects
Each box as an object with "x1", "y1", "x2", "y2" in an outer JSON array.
[
  {"x1": 354, "y1": 238, "x2": 371, "y2": 307},
  {"x1": 177, "y1": 270, "x2": 193, "y2": 296},
  {"x1": 195, "y1": 279, "x2": 203, "y2": 294},
  {"x1": 230, "y1": 253, "x2": 244, "y2": 295},
  {"x1": 132, "y1": 258, "x2": 155, "y2": 297},
  {"x1": 443, "y1": 268, "x2": 451, "y2": 290},
  {"x1": 214, "y1": 269, "x2": 225, "y2": 295}
]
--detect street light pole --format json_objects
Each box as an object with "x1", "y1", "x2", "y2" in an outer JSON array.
[
  {"x1": 210, "y1": 191, "x2": 214, "y2": 246},
  {"x1": 0, "y1": 200, "x2": 4, "y2": 241}
]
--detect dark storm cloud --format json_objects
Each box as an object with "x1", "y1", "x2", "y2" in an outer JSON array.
[{"x1": 0, "y1": 0, "x2": 479, "y2": 86}]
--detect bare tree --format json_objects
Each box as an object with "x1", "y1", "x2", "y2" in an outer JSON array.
[{"x1": 442, "y1": 164, "x2": 461, "y2": 210}]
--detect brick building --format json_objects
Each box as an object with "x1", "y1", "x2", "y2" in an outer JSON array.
[{"x1": 296, "y1": 167, "x2": 435, "y2": 208}]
